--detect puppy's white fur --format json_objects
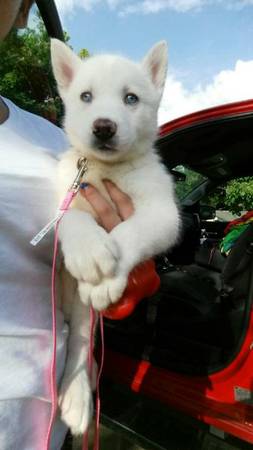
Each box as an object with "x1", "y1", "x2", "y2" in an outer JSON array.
[{"x1": 51, "y1": 40, "x2": 180, "y2": 435}]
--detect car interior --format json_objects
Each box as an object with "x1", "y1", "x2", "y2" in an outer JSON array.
[{"x1": 103, "y1": 110, "x2": 253, "y2": 376}]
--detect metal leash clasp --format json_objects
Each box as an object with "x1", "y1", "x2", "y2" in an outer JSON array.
[{"x1": 70, "y1": 157, "x2": 88, "y2": 193}]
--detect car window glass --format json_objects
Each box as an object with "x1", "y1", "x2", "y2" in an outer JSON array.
[
  {"x1": 173, "y1": 165, "x2": 207, "y2": 200},
  {"x1": 201, "y1": 177, "x2": 253, "y2": 218}
]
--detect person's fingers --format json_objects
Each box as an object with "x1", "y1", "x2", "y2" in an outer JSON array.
[
  {"x1": 80, "y1": 184, "x2": 121, "y2": 232},
  {"x1": 103, "y1": 179, "x2": 134, "y2": 220}
]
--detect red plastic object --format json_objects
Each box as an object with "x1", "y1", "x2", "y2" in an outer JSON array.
[{"x1": 102, "y1": 259, "x2": 160, "y2": 320}]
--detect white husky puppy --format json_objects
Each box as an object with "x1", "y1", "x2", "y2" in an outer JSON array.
[{"x1": 51, "y1": 39, "x2": 180, "y2": 435}]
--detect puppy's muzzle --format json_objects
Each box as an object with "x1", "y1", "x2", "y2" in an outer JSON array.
[{"x1": 92, "y1": 118, "x2": 117, "y2": 142}]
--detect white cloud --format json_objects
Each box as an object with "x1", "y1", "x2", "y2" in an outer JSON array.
[
  {"x1": 226, "y1": 0, "x2": 253, "y2": 9},
  {"x1": 120, "y1": 0, "x2": 204, "y2": 16},
  {"x1": 54, "y1": 0, "x2": 253, "y2": 16},
  {"x1": 54, "y1": 0, "x2": 100, "y2": 15},
  {"x1": 120, "y1": 0, "x2": 253, "y2": 16},
  {"x1": 158, "y1": 59, "x2": 253, "y2": 124}
]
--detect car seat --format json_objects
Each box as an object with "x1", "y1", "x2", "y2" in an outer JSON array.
[
  {"x1": 151, "y1": 223, "x2": 253, "y2": 372},
  {"x1": 104, "y1": 225, "x2": 253, "y2": 374}
]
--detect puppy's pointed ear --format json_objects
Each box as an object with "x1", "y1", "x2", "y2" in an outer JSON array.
[
  {"x1": 142, "y1": 41, "x2": 168, "y2": 95},
  {"x1": 51, "y1": 39, "x2": 81, "y2": 91}
]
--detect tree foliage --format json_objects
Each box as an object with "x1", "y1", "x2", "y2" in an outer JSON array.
[
  {"x1": 175, "y1": 166, "x2": 253, "y2": 215},
  {"x1": 0, "y1": 14, "x2": 88, "y2": 124},
  {"x1": 207, "y1": 177, "x2": 253, "y2": 215}
]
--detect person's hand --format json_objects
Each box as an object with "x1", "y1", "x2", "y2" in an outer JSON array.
[{"x1": 79, "y1": 179, "x2": 134, "y2": 231}]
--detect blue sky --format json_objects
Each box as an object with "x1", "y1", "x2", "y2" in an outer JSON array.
[{"x1": 48, "y1": 0, "x2": 253, "y2": 123}]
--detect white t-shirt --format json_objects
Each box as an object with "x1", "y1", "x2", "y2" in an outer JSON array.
[{"x1": 0, "y1": 98, "x2": 69, "y2": 450}]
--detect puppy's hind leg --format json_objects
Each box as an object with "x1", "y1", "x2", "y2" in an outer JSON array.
[{"x1": 59, "y1": 289, "x2": 96, "y2": 436}]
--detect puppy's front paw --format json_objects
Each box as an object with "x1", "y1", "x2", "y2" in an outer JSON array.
[
  {"x1": 79, "y1": 274, "x2": 128, "y2": 311},
  {"x1": 64, "y1": 229, "x2": 120, "y2": 285},
  {"x1": 59, "y1": 373, "x2": 93, "y2": 436}
]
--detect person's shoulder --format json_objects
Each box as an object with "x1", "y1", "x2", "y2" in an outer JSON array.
[
  {"x1": 4, "y1": 97, "x2": 69, "y2": 156},
  {"x1": 31, "y1": 111, "x2": 68, "y2": 154}
]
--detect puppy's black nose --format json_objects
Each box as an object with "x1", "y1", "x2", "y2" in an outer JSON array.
[{"x1": 92, "y1": 118, "x2": 117, "y2": 141}]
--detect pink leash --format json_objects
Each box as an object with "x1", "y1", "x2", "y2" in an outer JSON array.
[
  {"x1": 82, "y1": 310, "x2": 104, "y2": 450},
  {"x1": 94, "y1": 313, "x2": 105, "y2": 450},
  {"x1": 43, "y1": 175, "x2": 104, "y2": 449},
  {"x1": 45, "y1": 218, "x2": 59, "y2": 450}
]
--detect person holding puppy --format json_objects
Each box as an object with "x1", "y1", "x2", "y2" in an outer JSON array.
[{"x1": 0, "y1": 1, "x2": 133, "y2": 448}]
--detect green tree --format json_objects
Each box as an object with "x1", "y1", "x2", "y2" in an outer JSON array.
[
  {"x1": 0, "y1": 14, "x2": 88, "y2": 124},
  {"x1": 79, "y1": 48, "x2": 89, "y2": 59},
  {"x1": 204, "y1": 177, "x2": 253, "y2": 215},
  {"x1": 175, "y1": 166, "x2": 253, "y2": 215},
  {"x1": 224, "y1": 177, "x2": 253, "y2": 215}
]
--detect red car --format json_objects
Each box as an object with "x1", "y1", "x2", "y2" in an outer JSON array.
[{"x1": 101, "y1": 100, "x2": 253, "y2": 450}]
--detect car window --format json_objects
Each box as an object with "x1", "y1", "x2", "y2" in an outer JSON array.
[
  {"x1": 173, "y1": 165, "x2": 207, "y2": 200},
  {"x1": 201, "y1": 177, "x2": 253, "y2": 218}
]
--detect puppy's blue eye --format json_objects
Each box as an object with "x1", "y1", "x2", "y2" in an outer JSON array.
[
  {"x1": 124, "y1": 93, "x2": 139, "y2": 105},
  {"x1": 80, "y1": 92, "x2": 92, "y2": 103}
]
